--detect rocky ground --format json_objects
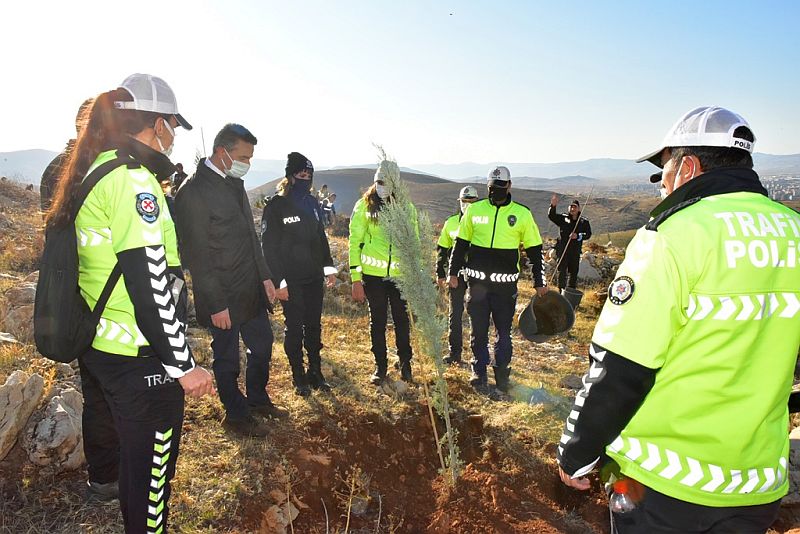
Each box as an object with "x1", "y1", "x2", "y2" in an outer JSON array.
[{"x1": 0, "y1": 178, "x2": 798, "y2": 533}]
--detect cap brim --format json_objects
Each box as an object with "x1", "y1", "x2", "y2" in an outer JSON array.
[
  {"x1": 649, "y1": 171, "x2": 663, "y2": 184},
  {"x1": 636, "y1": 147, "x2": 665, "y2": 167},
  {"x1": 175, "y1": 113, "x2": 193, "y2": 131},
  {"x1": 488, "y1": 179, "x2": 510, "y2": 187}
]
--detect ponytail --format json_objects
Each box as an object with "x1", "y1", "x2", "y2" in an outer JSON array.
[{"x1": 46, "y1": 88, "x2": 169, "y2": 229}]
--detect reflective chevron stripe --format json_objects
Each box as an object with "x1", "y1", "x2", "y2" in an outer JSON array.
[
  {"x1": 464, "y1": 268, "x2": 520, "y2": 283},
  {"x1": 360, "y1": 253, "x2": 388, "y2": 269},
  {"x1": 686, "y1": 293, "x2": 800, "y2": 321},
  {"x1": 145, "y1": 246, "x2": 191, "y2": 367},
  {"x1": 464, "y1": 267, "x2": 486, "y2": 280},
  {"x1": 489, "y1": 272, "x2": 519, "y2": 283},
  {"x1": 78, "y1": 227, "x2": 112, "y2": 247},
  {"x1": 96, "y1": 318, "x2": 148, "y2": 347},
  {"x1": 608, "y1": 435, "x2": 788, "y2": 495},
  {"x1": 147, "y1": 427, "x2": 173, "y2": 534}
]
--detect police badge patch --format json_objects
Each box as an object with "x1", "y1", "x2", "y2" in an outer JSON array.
[
  {"x1": 507, "y1": 214, "x2": 517, "y2": 227},
  {"x1": 608, "y1": 276, "x2": 634, "y2": 305},
  {"x1": 136, "y1": 192, "x2": 160, "y2": 223}
]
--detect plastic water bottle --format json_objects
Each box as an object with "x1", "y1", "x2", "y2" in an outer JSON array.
[{"x1": 609, "y1": 479, "x2": 637, "y2": 514}]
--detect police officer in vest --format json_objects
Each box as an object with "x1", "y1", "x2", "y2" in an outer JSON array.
[
  {"x1": 45, "y1": 74, "x2": 214, "y2": 532},
  {"x1": 548, "y1": 195, "x2": 592, "y2": 291},
  {"x1": 449, "y1": 167, "x2": 547, "y2": 394},
  {"x1": 437, "y1": 185, "x2": 479, "y2": 365},
  {"x1": 557, "y1": 107, "x2": 800, "y2": 533}
]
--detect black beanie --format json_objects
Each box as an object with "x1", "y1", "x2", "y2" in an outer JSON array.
[{"x1": 286, "y1": 152, "x2": 313, "y2": 178}]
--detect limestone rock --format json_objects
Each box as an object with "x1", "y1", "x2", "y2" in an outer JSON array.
[
  {"x1": 22, "y1": 387, "x2": 85, "y2": 472},
  {"x1": 2, "y1": 304, "x2": 34, "y2": 342},
  {"x1": 0, "y1": 371, "x2": 45, "y2": 460},
  {"x1": 577, "y1": 256, "x2": 602, "y2": 282},
  {"x1": 0, "y1": 332, "x2": 18, "y2": 345}
]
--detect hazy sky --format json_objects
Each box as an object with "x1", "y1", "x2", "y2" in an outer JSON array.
[{"x1": 2, "y1": 0, "x2": 799, "y2": 168}]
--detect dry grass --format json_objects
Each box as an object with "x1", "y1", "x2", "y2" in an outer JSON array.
[{"x1": 0, "y1": 235, "x2": 602, "y2": 533}]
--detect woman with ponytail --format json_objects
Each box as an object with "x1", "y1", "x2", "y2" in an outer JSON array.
[{"x1": 49, "y1": 74, "x2": 213, "y2": 533}]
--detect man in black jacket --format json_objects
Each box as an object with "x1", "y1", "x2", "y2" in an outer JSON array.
[
  {"x1": 261, "y1": 152, "x2": 337, "y2": 396},
  {"x1": 175, "y1": 124, "x2": 285, "y2": 437},
  {"x1": 548, "y1": 195, "x2": 592, "y2": 291}
]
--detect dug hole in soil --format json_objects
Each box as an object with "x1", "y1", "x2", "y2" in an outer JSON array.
[{"x1": 241, "y1": 399, "x2": 608, "y2": 533}]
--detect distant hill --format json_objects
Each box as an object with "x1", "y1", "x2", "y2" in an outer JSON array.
[
  {"x1": 4, "y1": 148, "x2": 799, "y2": 188},
  {"x1": 0, "y1": 149, "x2": 59, "y2": 184},
  {"x1": 412, "y1": 154, "x2": 800, "y2": 181},
  {"x1": 248, "y1": 167, "x2": 659, "y2": 237}
]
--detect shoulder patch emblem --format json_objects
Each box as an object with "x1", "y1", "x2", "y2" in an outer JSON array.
[
  {"x1": 136, "y1": 192, "x2": 160, "y2": 223},
  {"x1": 608, "y1": 276, "x2": 634, "y2": 305},
  {"x1": 507, "y1": 214, "x2": 517, "y2": 227}
]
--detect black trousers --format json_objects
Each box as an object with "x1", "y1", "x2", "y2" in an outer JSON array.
[
  {"x1": 362, "y1": 274, "x2": 412, "y2": 367},
  {"x1": 210, "y1": 312, "x2": 273, "y2": 420},
  {"x1": 81, "y1": 349, "x2": 184, "y2": 534},
  {"x1": 612, "y1": 485, "x2": 781, "y2": 534},
  {"x1": 466, "y1": 282, "x2": 516, "y2": 373},
  {"x1": 556, "y1": 244, "x2": 581, "y2": 289},
  {"x1": 281, "y1": 278, "x2": 324, "y2": 370},
  {"x1": 448, "y1": 277, "x2": 467, "y2": 360}
]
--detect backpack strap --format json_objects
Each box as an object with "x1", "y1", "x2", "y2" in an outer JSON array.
[
  {"x1": 71, "y1": 153, "x2": 140, "y2": 221},
  {"x1": 73, "y1": 152, "x2": 141, "y2": 326}
]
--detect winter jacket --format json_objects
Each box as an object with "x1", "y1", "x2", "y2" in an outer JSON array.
[
  {"x1": 76, "y1": 138, "x2": 195, "y2": 378},
  {"x1": 261, "y1": 188, "x2": 336, "y2": 286},
  {"x1": 348, "y1": 194, "x2": 418, "y2": 282},
  {"x1": 548, "y1": 205, "x2": 592, "y2": 254},
  {"x1": 174, "y1": 159, "x2": 272, "y2": 327},
  {"x1": 449, "y1": 196, "x2": 545, "y2": 290}
]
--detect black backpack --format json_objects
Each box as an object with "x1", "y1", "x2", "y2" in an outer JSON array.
[{"x1": 34, "y1": 156, "x2": 137, "y2": 362}]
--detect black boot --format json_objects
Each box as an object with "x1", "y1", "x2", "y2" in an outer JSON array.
[
  {"x1": 469, "y1": 365, "x2": 489, "y2": 394},
  {"x1": 493, "y1": 366, "x2": 512, "y2": 393},
  {"x1": 290, "y1": 362, "x2": 311, "y2": 397},
  {"x1": 370, "y1": 357, "x2": 387, "y2": 385},
  {"x1": 443, "y1": 354, "x2": 462, "y2": 366},
  {"x1": 307, "y1": 357, "x2": 332, "y2": 392},
  {"x1": 399, "y1": 360, "x2": 413, "y2": 382}
]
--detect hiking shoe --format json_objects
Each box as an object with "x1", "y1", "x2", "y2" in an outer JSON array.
[
  {"x1": 251, "y1": 400, "x2": 290, "y2": 419},
  {"x1": 443, "y1": 355, "x2": 462, "y2": 366},
  {"x1": 294, "y1": 383, "x2": 312, "y2": 397},
  {"x1": 223, "y1": 415, "x2": 270, "y2": 437},
  {"x1": 86, "y1": 480, "x2": 119, "y2": 503}
]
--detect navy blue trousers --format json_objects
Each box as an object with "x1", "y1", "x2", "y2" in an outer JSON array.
[{"x1": 210, "y1": 312, "x2": 273, "y2": 420}]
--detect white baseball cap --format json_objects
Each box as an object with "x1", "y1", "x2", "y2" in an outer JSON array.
[
  {"x1": 458, "y1": 185, "x2": 479, "y2": 200},
  {"x1": 115, "y1": 73, "x2": 193, "y2": 130},
  {"x1": 637, "y1": 106, "x2": 754, "y2": 168},
  {"x1": 487, "y1": 165, "x2": 511, "y2": 186}
]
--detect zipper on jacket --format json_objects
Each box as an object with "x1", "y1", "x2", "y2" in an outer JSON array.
[{"x1": 489, "y1": 204, "x2": 500, "y2": 248}]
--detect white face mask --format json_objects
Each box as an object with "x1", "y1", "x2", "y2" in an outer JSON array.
[
  {"x1": 460, "y1": 201, "x2": 472, "y2": 213},
  {"x1": 156, "y1": 118, "x2": 175, "y2": 157},
  {"x1": 664, "y1": 158, "x2": 694, "y2": 198},
  {"x1": 659, "y1": 187, "x2": 669, "y2": 200},
  {"x1": 375, "y1": 183, "x2": 390, "y2": 199},
  {"x1": 223, "y1": 148, "x2": 250, "y2": 179}
]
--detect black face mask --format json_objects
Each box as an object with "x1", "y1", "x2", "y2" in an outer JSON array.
[
  {"x1": 488, "y1": 186, "x2": 509, "y2": 204},
  {"x1": 292, "y1": 178, "x2": 312, "y2": 194}
]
